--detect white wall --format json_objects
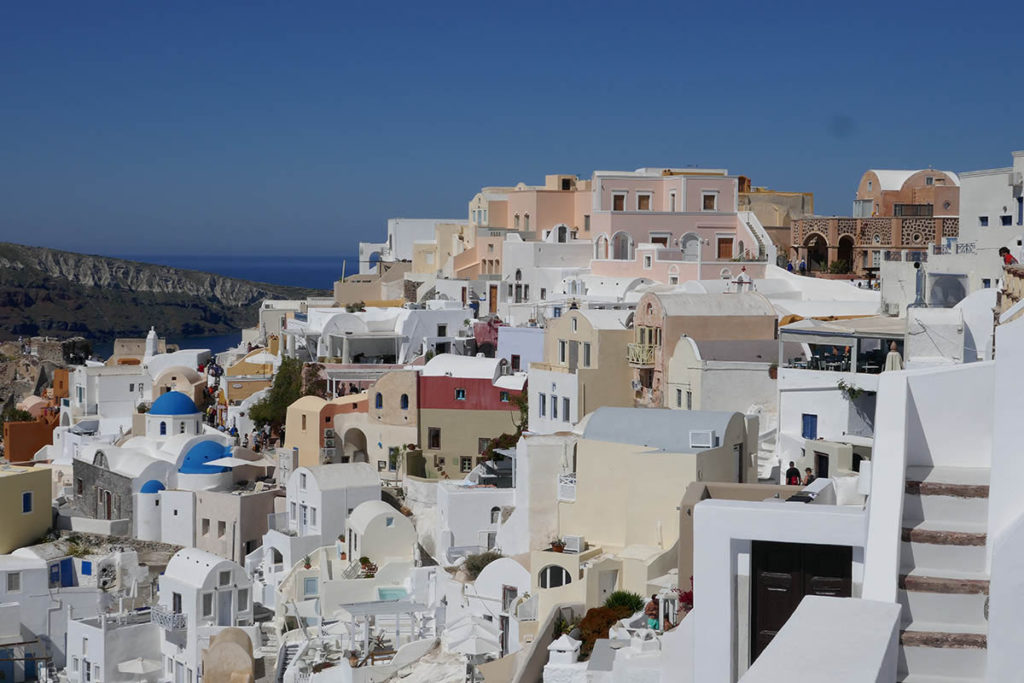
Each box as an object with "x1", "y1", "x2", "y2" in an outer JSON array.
[
  {"x1": 497, "y1": 327, "x2": 545, "y2": 371},
  {"x1": 904, "y1": 362, "x2": 993, "y2": 469},
  {"x1": 159, "y1": 490, "x2": 195, "y2": 548},
  {"x1": 495, "y1": 435, "x2": 568, "y2": 556},
  {"x1": 528, "y1": 368, "x2": 579, "y2": 435},
  {"x1": 693, "y1": 499, "x2": 867, "y2": 683},
  {"x1": 436, "y1": 485, "x2": 514, "y2": 564}
]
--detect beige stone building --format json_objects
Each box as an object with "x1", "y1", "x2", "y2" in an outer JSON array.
[
  {"x1": 194, "y1": 486, "x2": 281, "y2": 563},
  {"x1": 528, "y1": 307, "x2": 634, "y2": 434},
  {"x1": 0, "y1": 464, "x2": 51, "y2": 554},
  {"x1": 738, "y1": 177, "x2": 814, "y2": 257},
  {"x1": 629, "y1": 291, "x2": 778, "y2": 406}
]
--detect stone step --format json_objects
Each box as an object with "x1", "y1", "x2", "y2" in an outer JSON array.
[
  {"x1": 900, "y1": 520, "x2": 988, "y2": 574},
  {"x1": 898, "y1": 589, "x2": 988, "y2": 631},
  {"x1": 899, "y1": 631, "x2": 988, "y2": 680},
  {"x1": 902, "y1": 492, "x2": 990, "y2": 526},
  {"x1": 899, "y1": 570, "x2": 990, "y2": 595},
  {"x1": 898, "y1": 674, "x2": 983, "y2": 683},
  {"x1": 905, "y1": 466, "x2": 990, "y2": 499}
]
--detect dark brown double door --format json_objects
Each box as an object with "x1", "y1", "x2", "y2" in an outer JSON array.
[{"x1": 750, "y1": 541, "x2": 852, "y2": 662}]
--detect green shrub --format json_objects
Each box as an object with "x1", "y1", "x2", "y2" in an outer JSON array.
[
  {"x1": 464, "y1": 551, "x2": 502, "y2": 579},
  {"x1": 603, "y1": 590, "x2": 645, "y2": 614}
]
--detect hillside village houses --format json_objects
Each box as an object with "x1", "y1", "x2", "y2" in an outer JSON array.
[{"x1": 9, "y1": 154, "x2": 1024, "y2": 682}]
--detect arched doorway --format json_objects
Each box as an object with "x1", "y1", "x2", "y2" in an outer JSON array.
[
  {"x1": 804, "y1": 233, "x2": 828, "y2": 272},
  {"x1": 556, "y1": 225, "x2": 568, "y2": 243},
  {"x1": 612, "y1": 232, "x2": 633, "y2": 260},
  {"x1": 837, "y1": 236, "x2": 854, "y2": 272},
  {"x1": 595, "y1": 235, "x2": 610, "y2": 259},
  {"x1": 680, "y1": 233, "x2": 700, "y2": 262},
  {"x1": 343, "y1": 428, "x2": 368, "y2": 463},
  {"x1": 368, "y1": 251, "x2": 382, "y2": 272}
]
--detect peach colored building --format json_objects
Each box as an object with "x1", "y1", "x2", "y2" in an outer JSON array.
[
  {"x1": 629, "y1": 290, "x2": 777, "y2": 406},
  {"x1": 470, "y1": 175, "x2": 592, "y2": 241},
  {"x1": 588, "y1": 168, "x2": 773, "y2": 267},
  {"x1": 792, "y1": 169, "x2": 960, "y2": 274}
]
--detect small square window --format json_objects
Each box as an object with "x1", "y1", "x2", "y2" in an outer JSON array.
[
  {"x1": 643, "y1": 255, "x2": 653, "y2": 269},
  {"x1": 202, "y1": 519, "x2": 210, "y2": 536},
  {"x1": 455, "y1": 388, "x2": 466, "y2": 400},
  {"x1": 499, "y1": 391, "x2": 510, "y2": 402},
  {"x1": 6, "y1": 572, "x2": 20, "y2": 592},
  {"x1": 82, "y1": 561, "x2": 92, "y2": 576},
  {"x1": 479, "y1": 437, "x2": 491, "y2": 454},
  {"x1": 552, "y1": 306, "x2": 562, "y2": 318},
  {"x1": 702, "y1": 192, "x2": 717, "y2": 211},
  {"x1": 980, "y1": 216, "x2": 989, "y2": 227},
  {"x1": 218, "y1": 521, "x2": 226, "y2": 538},
  {"x1": 1001, "y1": 215, "x2": 1012, "y2": 226},
  {"x1": 460, "y1": 457, "x2": 473, "y2": 473},
  {"x1": 219, "y1": 570, "x2": 231, "y2": 586},
  {"x1": 637, "y1": 193, "x2": 652, "y2": 211},
  {"x1": 925, "y1": 176, "x2": 934, "y2": 186}
]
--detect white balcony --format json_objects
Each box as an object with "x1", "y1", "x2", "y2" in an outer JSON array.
[{"x1": 151, "y1": 605, "x2": 187, "y2": 631}]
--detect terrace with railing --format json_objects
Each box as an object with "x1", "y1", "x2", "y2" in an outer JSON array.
[
  {"x1": 626, "y1": 343, "x2": 656, "y2": 367},
  {"x1": 152, "y1": 605, "x2": 187, "y2": 631},
  {"x1": 557, "y1": 473, "x2": 577, "y2": 502}
]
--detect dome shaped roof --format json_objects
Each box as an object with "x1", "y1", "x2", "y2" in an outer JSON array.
[
  {"x1": 140, "y1": 479, "x2": 166, "y2": 494},
  {"x1": 179, "y1": 441, "x2": 231, "y2": 475},
  {"x1": 150, "y1": 392, "x2": 199, "y2": 416}
]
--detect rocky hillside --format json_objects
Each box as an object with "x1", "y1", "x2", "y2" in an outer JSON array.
[{"x1": 0, "y1": 242, "x2": 326, "y2": 342}]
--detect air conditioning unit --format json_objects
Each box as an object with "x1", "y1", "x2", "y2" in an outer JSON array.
[
  {"x1": 324, "y1": 428, "x2": 335, "y2": 438},
  {"x1": 689, "y1": 430, "x2": 716, "y2": 449},
  {"x1": 324, "y1": 438, "x2": 335, "y2": 448},
  {"x1": 1009, "y1": 171, "x2": 1023, "y2": 187},
  {"x1": 563, "y1": 535, "x2": 585, "y2": 553},
  {"x1": 321, "y1": 448, "x2": 336, "y2": 462}
]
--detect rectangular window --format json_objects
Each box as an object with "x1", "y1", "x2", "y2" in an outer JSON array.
[
  {"x1": 479, "y1": 438, "x2": 490, "y2": 454},
  {"x1": 539, "y1": 393, "x2": 546, "y2": 417},
  {"x1": 129, "y1": 383, "x2": 134, "y2": 393},
  {"x1": 511, "y1": 354, "x2": 521, "y2": 371},
  {"x1": 202, "y1": 518, "x2": 210, "y2": 536},
  {"x1": 514, "y1": 214, "x2": 520, "y2": 229},
  {"x1": 980, "y1": 216, "x2": 989, "y2": 227},
  {"x1": 301, "y1": 414, "x2": 306, "y2": 430},
  {"x1": 983, "y1": 279, "x2": 992, "y2": 288},
  {"x1": 1001, "y1": 215, "x2": 1013, "y2": 226},
  {"x1": 584, "y1": 215, "x2": 591, "y2": 231},
  {"x1": 676, "y1": 389, "x2": 683, "y2": 408},
  {"x1": 643, "y1": 255, "x2": 653, "y2": 269},
  {"x1": 219, "y1": 570, "x2": 231, "y2": 586},
  {"x1": 202, "y1": 592, "x2": 213, "y2": 617},
  {"x1": 437, "y1": 324, "x2": 448, "y2": 337},
  {"x1": 21, "y1": 491, "x2": 32, "y2": 514},
  {"x1": 310, "y1": 507, "x2": 317, "y2": 526},
  {"x1": 801, "y1": 413, "x2": 818, "y2": 440},
  {"x1": 583, "y1": 343, "x2": 591, "y2": 367},
  {"x1": 299, "y1": 473, "x2": 307, "y2": 489},
  {"x1": 303, "y1": 577, "x2": 318, "y2": 596},
  {"x1": 500, "y1": 391, "x2": 510, "y2": 402},
  {"x1": 172, "y1": 592, "x2": 182, "y2": 614},
  {"x1": 612, "y1": 193, "x2": 626, "y2": 211},
  {"x1": 540, "y1": 288, "x2": 547, "y2": 300},
  {"x1": 552, "y1": 306, "x2": 562, "y2": 318},
  {"x1": 238, "y1": 588, "x2": 249, "y2": 611},
  {"x1": 686, "y1": 391, "x2": 693, "y2": 410},
  {"x1": 6, "y1": 572, "x2": 20, "y2": 592},
  {"x1": 559, "y1": 340, "x2": 567, "y2": 363},
  {"x1": 76, "y1": 478, "x2": 83, "y2": 495},
  {"x1": 217, "y1": 521, "x2": 226, "y2": 538},
  {"x1": 428, "y1": 427, "x2": 441, "y2": 449},
  {"x1": 290, "y1": 501, "x2": 296, "y2": 521},
  {"x1": 637, "y1": 193, "x2": 652, "y2": 211},
  {"x1": 455, "y1": 388, "x2": 466, "y2": 400},
  {"x1": 460, "y1": 457, "x2": 473, "y2": 473},
  {"x1": 702, "y1": 192, "x2": 718, "y2": 211},
  {"x1": 551, "y1": 395, "x2": 558, "y2": 420},
  {"x1": 73, "y1": 657, "x2": 79, "y2": 672},
  {"x1": 562, "y1": 397, "x2": 570, "y2": 422},
  {"x1": 925, "y1": 176, "x2": 934, "y2": 186},
  {"x1": 571, "y1": 317, "x2": 578, "y2": 333}
]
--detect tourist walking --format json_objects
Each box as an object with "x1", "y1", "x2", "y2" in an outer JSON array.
[
  {"x1": 999, "y1": 246, "x2": 1018, "y2": 265},
  {"x1": 803, "y1": 468, "x2": 816, "y2": 486},
  {"x1": 785, "y1": 461, "x2": 802, "y2": 486},
  {"x1": 798, "y1": 258, "x2": 807, "y2": 276}
]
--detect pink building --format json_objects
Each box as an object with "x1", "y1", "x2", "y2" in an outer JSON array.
[{"x1": 589, "y1": 168, "x2": 770, "y2": 266}]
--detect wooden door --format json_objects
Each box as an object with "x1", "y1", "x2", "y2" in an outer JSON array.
[
  {"x1": 489, "y1": 285, "x2": 498, "y2": 314},
  {"x1": 751, "y1": 542, "x2": 852, "y2": 662},
  {"x1": 717, "y1": 237, "x2": 733, "y2": 260}
]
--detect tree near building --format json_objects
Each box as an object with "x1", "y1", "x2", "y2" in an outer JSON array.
[{"x1": 249, "y1": 357, "x2": 305, "y2": 429}]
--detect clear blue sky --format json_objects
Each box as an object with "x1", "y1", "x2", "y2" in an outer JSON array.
[{"x1": 2, "y1": 1, "x2": 1021, "y2": 256}]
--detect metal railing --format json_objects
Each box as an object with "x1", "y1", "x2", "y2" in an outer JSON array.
[
  {"x1": 151, "y1": 605, "x2": 187, "y2": 631},
  {"x1": 557, "y1": 473, "x2": 577, "y2": 502},
  {"x1": 626, "y1": 343, "x2": 656, "y2": 367},
  {"x1": 515, "y1": 594, "x2": 538, "y2": 622}
]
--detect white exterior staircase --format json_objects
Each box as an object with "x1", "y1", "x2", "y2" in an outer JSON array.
[{"x1": 897, "y1": 466, "x2": 990, "y2": 682}]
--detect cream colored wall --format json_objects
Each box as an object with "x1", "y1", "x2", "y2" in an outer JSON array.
[
  {"x1": 419, "y1": 408, "x2": 519, "y2": 479},
  {"x1": 0, "y1": 466, "x2": 51, "y2": 554},
  {"x1": 285, "y1": 401, "x2": 325, "y2": 468},
  {"x1": 369, "y1": 370, "x2": 418, "y2": 425},
  {"x1": 559, "y1": 440, "x2": 697, "y2": 551},
  {"x1": 412, "y1": 242, "x2": 438, "y2": 275},
  {"x1": 664, "y1": 338, "x2": 702, "y2": 409}
]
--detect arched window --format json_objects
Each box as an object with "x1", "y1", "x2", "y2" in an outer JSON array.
[
  {"x1": 524, "y1": 214, "x2": 530, "y2": 230},
  {"x1": 159, "y1": 422, "x2": 167, "y2": 436},
  {"x1": 400, "y1": 394, "x2": 409, "y2": 410},
  {"x1": 680, "y1": 233, "x2": 700, "y2": 262},
  {"x1": 612, "y1": 232, "x2": 633, "y2": 260},
  {"x1": 375, "y1": 393, "x2": 383, "y2": 409},
  {"x1": 538, "y1": 565, "x2": 572, "y2": 589},
  {"x1": 490, "y1": 506, "x2": 501, "y2": 524},
  {"x1": 515, "y1": 269, "x2": 522, "y2": 282}
]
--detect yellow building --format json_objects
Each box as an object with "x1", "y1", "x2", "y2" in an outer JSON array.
[{"x1": 0, "y1": 464, "x2": 52, "y2": 554}]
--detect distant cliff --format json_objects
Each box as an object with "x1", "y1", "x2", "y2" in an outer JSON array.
[{"x1": 0, "y1": 242, "x2": 327, "y2": 342}]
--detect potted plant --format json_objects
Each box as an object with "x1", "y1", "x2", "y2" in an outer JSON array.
[
  {"x1": 359, "y1": 556, "x2": 371, "y2": 567},
  {"x1": 303, "y1": 555, "x2": 311, "y2": 570},
  {"x1": 550, "y1": 538, "x2": 565, "y2": 553}
]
